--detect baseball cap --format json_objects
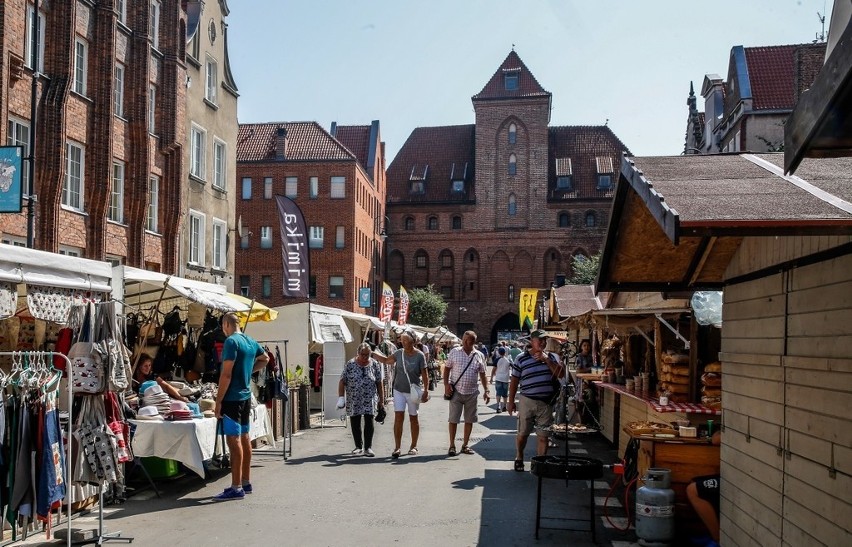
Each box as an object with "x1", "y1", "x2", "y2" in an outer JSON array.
[{"x1": 529, "y1": 329, "x2": 550, "y2": 339}]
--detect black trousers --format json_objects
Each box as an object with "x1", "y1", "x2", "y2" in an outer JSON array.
[{"x1": 350, "y1": 414, "x2": 374, "y2": 449}]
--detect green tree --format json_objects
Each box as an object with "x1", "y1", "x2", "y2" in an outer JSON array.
[
  {"x1": 407, "y1": 284, "x2": 447, "y2": 328},
  {"x1": 570, "y1": 252, "x2": 602, "y2": 285}
]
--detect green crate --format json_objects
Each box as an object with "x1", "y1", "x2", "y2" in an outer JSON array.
[{"x1": 140, "y1": 457, "x2": 180, "y2": 479}]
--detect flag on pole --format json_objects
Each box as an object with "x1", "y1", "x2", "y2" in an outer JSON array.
[
  {"x1": 519, "y1": 288, "x2": 538, "y2": 330},
  {"x1": 397, "y1": 286, "x2": 410, "y2": 325},
  {"x1": 275, "y1": 195, "x2": 310, "y2": 298},
  {"x1": 379, "y1": 282, "x2": 395, "y2": 324}
]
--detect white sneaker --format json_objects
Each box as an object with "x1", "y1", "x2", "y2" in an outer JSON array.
[
  {"x1": 351, "y1": 448, "x2": 363, "y2": 456},
  {"x1": 365, "y1": 448, "x2": 375, "y2": 457}
]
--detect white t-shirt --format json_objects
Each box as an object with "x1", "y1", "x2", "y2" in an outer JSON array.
[{"x1": 494, "y1": 356, "x2": 512, "y2": 383}]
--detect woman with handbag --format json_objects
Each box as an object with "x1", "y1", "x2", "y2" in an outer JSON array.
[
  {"x1": 372, "y1": 329, "x2": 429, "y2": 459},
  {"x1": 336, "y1": 343, "x2": 385, "y2": 457}
]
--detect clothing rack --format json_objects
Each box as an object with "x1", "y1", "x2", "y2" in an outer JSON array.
[
  {"x1": 257, "y1": 340, "x2": 293, "y2": 460},
  {"x1": 0, "y1": 351, "x2": 72, "y2": 547}
]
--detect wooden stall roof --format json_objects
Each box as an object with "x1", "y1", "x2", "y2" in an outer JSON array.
[
  {"x1": 552, "y1": 284, "x2": 609, "y2": 319},
  {"x1": 598, "y1": 153, "x2": 852, "y2": 292}
]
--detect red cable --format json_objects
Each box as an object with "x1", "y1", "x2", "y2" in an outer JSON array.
[{"x1": 603, "y1": 473, "x2": 637, "y2": 531}]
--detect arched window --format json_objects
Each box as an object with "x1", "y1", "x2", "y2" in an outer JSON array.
[
  {"x1": 558, "y1": 212, "x2": 570, "y2": 227},
  {"x1": 508, "y1": 123, "x2": 517, "y2": 145},
  {"x1": 415, "y1": 250, "x2": 428, "y2": 269},
  {"x1": 427, "y1": 216, "x2": 438, "y2": 230},
  {"x1": 508, "y1": 284, "x2": 515, "y2": 302},
  {"x1": 452, "y1": 215, "x2": 462, "y2": 230},
  {"x1": 404, "y1": 216, "x2": 414, "y2": 231},
  {"x1": 508, "y1": 154, "x2": 517, "y2": 175},
  {"x1": 508, "y1": 193, "x2": 517, "y2": 216},
  {"x1": 585, "y1": 211, "x2": 596, "y2": 227}
]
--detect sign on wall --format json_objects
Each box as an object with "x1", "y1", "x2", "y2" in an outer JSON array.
[
  {"x1": 0, "y1": 146, "x2": 24, "y2": 213},
  {"x1": 358, "y1": 287, "x2": 371, "y2": 308}
]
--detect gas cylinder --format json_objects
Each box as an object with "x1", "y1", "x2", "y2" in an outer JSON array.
[{"x1": 635, "y1": 468, "x2": 676, "y2": 546}]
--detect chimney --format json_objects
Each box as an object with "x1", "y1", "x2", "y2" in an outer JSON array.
[{"x1": 275, "y1": 126, "x2": 288, "y2": 160}]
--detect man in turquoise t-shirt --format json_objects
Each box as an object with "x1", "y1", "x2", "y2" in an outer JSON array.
[{"x1": 213, "y1": 313, "x2": 268, "y2": 501}]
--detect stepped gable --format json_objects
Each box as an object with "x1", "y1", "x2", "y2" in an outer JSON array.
[
  {"x1": 744, "y1": 43, "x2": 825, "y2": 110},
  {"x1": 548, "y1": 125, "x2": 632, "y2": 196},
  {"x1": 236, "y1": 122, "x2": 356, "y2": 162},
  {"x1": 386, "y1": 125, "x2": 476, "y2": 203},
  {"x1": 472, "y1": 50, "x2": 551, "y2": 100}
]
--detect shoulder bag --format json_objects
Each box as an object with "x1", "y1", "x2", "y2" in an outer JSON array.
[
  {"x1": 444, "y1": 352, "x2": 477, "y2": 400},
  {"x1": 69, "y1": 304, "x2": 105, "y2": 394}
]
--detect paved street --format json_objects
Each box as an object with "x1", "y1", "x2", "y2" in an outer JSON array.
[{"x1": 30, "y1": 396, "x2": 641, "y2": 546}]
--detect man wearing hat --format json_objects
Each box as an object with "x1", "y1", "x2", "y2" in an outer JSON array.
[
  {"x1": 213, "y1": 313, "x2": 268, "y2": 500},
  {"x1": 507, "y1": 330, "x2": 564, "y2": 472}
]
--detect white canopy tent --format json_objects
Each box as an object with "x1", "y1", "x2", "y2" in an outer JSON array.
[{"x1": 0, "y1": 243, "x2": 113, "y2": 292}]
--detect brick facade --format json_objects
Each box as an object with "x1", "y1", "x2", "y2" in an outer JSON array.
[
  {"x1": 386, "y1": 51, "x2": 630, "y2": 342},
  {"x1": 0, "y1": 0, "x2": 186, "y2": 273}
]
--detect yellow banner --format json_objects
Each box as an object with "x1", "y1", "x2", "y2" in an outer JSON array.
[{"x1": 519, "y1": 289, "x2": 538, "y2": 330}]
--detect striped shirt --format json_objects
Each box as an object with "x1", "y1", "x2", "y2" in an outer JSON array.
[{"x1": 511, "y1": 350, "x2": 561, "y2": 400}]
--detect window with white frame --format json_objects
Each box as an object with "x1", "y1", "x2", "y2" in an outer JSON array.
[
  {"x1": 261, "y1": 276, "x2": 271, "y2": 298},
  {"x1": 239, "y1": 275, "x2": 250, "y2": 297},
  {"x1": 330, "y1": 176, "x2": 345, "y2": 198},
  {"x1": 109, "y1": 161, "x2": 124, "y2": 222},
  {"x1": 148, "y1": 85, "x2": 156, "y2": 134},
  {"x1": 241, "y1": 177, "x2": 252, "y2": 199},
  {"x1": 263, "y1": 177, "x2": 273, "y2": 199},
  {"x1": 309, "y1": 226, "x2": 324, "y2": 249},
  {"x1": 1, "y1": 236, "x2": 27, "y2": 247},
  {"x1": 212, "y1": 219, "x2": 227, "y2": 270},
  {"x1": 190, "y1": 125, "x2": 206, "y2": 179},
  {"x1": 114, "y1": 64, "x2": 125, "y2": 117},
  {"x1": 7, "y1": 118, "x2": 30, "y2": 194},
  {"x1": 25, "y1": 5, "x2": 45, "y2": 71},
  {"x1": 63, "y1": 142, "x2": 84, "y2": 210},
  {"x1": 328, "y1": 276, "x2": 344, "y2": 299},
  {"x1": 58, "y1": 246, "x2": 82, "y2": 257},
  {"x1": 335, "y1": 226, "x2": 344, "y2": 249},
  {"x1": 116, "y1": 0, "x2": 127, "y2": 24},
  {"x1": 212, "y1": 139, "x2": 226, "y2": 190},
  {"x1": 147, "y1": 176, "x2": 159, "y2": 232},
  {"x1": 260, "y1": 226, "x2": 272, "y2": 249},
  {"x1": 285, "y1": 176, "x2": 298, "y2": 198},
  {"x1": 188, "y1": 210, "x2": 205, "y2": 265},
  {"x1": 150, "y1": 0, "x2": 161, "y2": 49},
  {"x1": 73, "y1": 38, "x2": 88, "y2": 95},
  {"x1": 309, "y1": 176, "x2": 318, "y2": 198},
  {"x1": 205, "y1": 55, "x2": 218, "y2": 104}
]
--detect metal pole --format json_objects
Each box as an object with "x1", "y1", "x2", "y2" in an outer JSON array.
[{"x1": 26, "y1": 0, "x2": 41, "y2": 248}]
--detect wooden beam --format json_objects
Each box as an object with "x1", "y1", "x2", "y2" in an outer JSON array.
[{"x1": 687, "y1": 236, "x2": 717, "y2": 287}]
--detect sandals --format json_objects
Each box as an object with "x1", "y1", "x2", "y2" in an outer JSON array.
[
  {"x1": 391, "y1": 449, "x2": 400, "y2": 460},
  {"x1": 461, "y1": 446, "x2": 475, "y2": 455},
  {"x1": 407, "y1": 448, "x2": 418, "y2": 456},
  {"x1": 447, "y1": 447, "x2": 457, "y2": 457},
  {"x1": 514, "y1": 459, "x2": 525, "y2": 472}
]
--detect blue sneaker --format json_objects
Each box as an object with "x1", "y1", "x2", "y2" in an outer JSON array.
[
  {"x1": 242, "y1": 482, "x2": 253, "y2": 494},
  {"x1": 213, "y1": 487, "x2": 245, "y2": 501}
]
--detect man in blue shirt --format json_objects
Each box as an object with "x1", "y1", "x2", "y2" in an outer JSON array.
[
  {"x1": 213, "y1": 313, "x2": 268, "y2": 500},
  {"x1": 507, "y1": 330, "x2": 563, "y2": 472}
]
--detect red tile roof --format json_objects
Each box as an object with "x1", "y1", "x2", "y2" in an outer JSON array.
[
  {"x1": 744, "y1": 43, "x2": 825, "y2": 110},
  {"x1": 386, "y1": 125, "x2": 476, "y2": 203},
  {"x1": 472, "y1": 50, "x2": 550, "y2": 101},
  {"x1": 236, "y1": 122, "x2": 356, "y2": 162},
  {"x1": 333, "y1": 125, "x2": 371, "y2": 170},
  {"x1": 548, "y1": 126, "x2": 632, "y2": 197}
]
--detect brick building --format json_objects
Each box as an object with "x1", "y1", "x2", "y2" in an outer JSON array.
[
  {"x1": 385, "y1": 51, "x2": 630, "y2": 341},
  {"x1": 0, "y1": 0, "x2": 187, "y2": 272},
  {"x1": 684, "y1": 43, "x2": 826, "y2": 154},
  {"x1": 234, "y1": 121, "x2": 387, "y2": 312}
]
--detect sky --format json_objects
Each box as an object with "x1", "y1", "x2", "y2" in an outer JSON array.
[{"x1": 227, "y1": 0, "x2": 833, "y2": 163}]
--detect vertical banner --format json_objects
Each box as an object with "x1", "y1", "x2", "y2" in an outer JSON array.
[
  {"x1": 358, "y1": 287, "x2": 371, "y2": 308},
  {"x1": 379, "y1": 282, "x2": 394, "y2": 324},
  {"x1": 397, "y1": 285, "x2": 410, "y2": 325},
  {"x1": 519, "y1": 288, "x2": 538, "y2": 330},
  {"x1": 275, "y1": 195, "x2": 310, "y2": 298},
  {"x1": 0, "y1": 146, "x2": 24, "y2": 213}
]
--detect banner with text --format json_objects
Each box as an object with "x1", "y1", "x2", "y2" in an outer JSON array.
[
  {"x1": 275, "y1": 195, "x2": 310, "y2": 298},
  {"x1": 0, "y1": 146, "x2": 24, "y2": 213},
  {"x1": 379, "y1": 282, "x2": 395, "y2": 324},
  {"x1": 519, "y1": 288, "x2": 538, "y2": 330},
  {"x1": 397, "y1": 285, "x2": 410, "y2": 325}
]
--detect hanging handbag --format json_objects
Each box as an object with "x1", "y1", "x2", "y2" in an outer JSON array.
[
  {"x1": 105, "y1": 392, "x2": 132, "y2": 464},
  {"x1": 138, "y1": 312, "x2": 162, "y2": 346},
  {"x1": 97, "y1": 302, "x2": 131, "y2": 392},
  {"x1": 70, "y1": 304, "x2": 105, "y2": 394}
]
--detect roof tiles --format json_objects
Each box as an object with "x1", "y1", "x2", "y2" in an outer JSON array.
[
  {"x1": 236, "y1": 122, "x2": 356, "y2": 162},
  {"x1": 743, "y1": 43, "x2": 826, "y2": 110},
  {"x1": 472, "y1": 51, "x2": 551, "y2": 100}
]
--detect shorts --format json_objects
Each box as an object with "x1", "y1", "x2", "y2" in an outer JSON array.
[
  {"x1": 220, "y1": 399, "x2": 251, "y2": 436},
  {"x1": 448, "y1": 392, "x2": 479, "y2": 424},
  {"x1": 392, "y1": 389, "x2": 420, "y2": 416},
  {"x1": 517, "y1": 395, "x2": 553, "y2": 437},
  {"x1": 495, "y1": 381, "x2": 509, "y2": 398},
  {"x1": 694, "y1": 474, "x2": 720, "y2": 513}
]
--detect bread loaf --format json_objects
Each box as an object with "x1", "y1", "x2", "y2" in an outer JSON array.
[
  {"x1": 671, "y1": 365, "x2": 690, "y2": 377},
  {"x1": 704, "y1": 362, "x2": 722, "y2": 373},
  {"x1": 663, "y1": 352, "x2": 689, "y2": 364},
  {"x1": 662, "y1": 382, "x2": 689, "y2": 394},
  {"x1": 669, "y1": 375, "x2": 690, "y2": 385},
  {"x1": 701, "y1": 386, "x2": 722, "y2": 397},
  {"x1": 701, "y1": 372, "x2": 722, "y2": 387}
]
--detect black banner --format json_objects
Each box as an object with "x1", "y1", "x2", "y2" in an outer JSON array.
[{"x1": 275, "y1": 195, "x2": 310, "y2": 298}]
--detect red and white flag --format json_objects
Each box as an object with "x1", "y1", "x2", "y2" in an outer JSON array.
[
  {"x1": 397, "y1": 285, "x2": 410, "y2": 325},
  {"x1": 379, "y1": 282, "x2": 395, "y2": 324}
]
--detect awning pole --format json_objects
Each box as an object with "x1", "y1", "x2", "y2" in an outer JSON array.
[
  {"x1": 242, "y1": 298, "x2": 256, "y2": 333},
  {"x1": 131, "y1": 278, "x2": 170, "y2": 374}
]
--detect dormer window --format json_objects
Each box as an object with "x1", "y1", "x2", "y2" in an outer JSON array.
[
  {"x1": 595, "y1": 156, "x2": 614, "y2": 190},
  {"x1": 555, "y1": 158, "x2": 573, "y2": 191},
  {"x1": 508, "y1": 123, "x2": 517, "y2": 144},
  {"x1": 452, "y1": 180, "x2": 465, "y2": 193},
  {"x1": 557, "y1": 176, "x2": 573, "y2": 190},
  {"x1": 504, "y1": 72, "x2": 519, "y2": 91},
  {"x1": 409, "y1": 164, "x2": 428, "y2": 194},
  {"x1": 596, "y1": 175, "x2": 612, "y2": 190},
  {"x1": 410, "y1": 181, "x2": 425, "y2": 194}
]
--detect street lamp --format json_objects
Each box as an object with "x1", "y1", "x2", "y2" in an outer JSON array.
[{"x1": 457, "y1": 306, "x2": 467, "y2": 335}]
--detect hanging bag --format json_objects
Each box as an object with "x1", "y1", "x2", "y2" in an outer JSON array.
[
  {"x1": 138, "y1": 312, "x2": 162, "y2": 346},
  {"x1": 97, "y1": 302, "x2": 131, "y2": 392},
  {"x1": 69, "y1": 304, "x2": 105, "y2": 394},
  {"x1": 104, "y1": 392, "x2": 133, "y2": 463}
]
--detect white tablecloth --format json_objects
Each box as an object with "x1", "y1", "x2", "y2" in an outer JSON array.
[{"x1": 130, "y1": 405, "x2": 273, "y2": 478}]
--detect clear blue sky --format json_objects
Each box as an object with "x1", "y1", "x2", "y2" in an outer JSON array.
[{"x1": 228, "y1": 0, "x2": 832, "y2": 162}]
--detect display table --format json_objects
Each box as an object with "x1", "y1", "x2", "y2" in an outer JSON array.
[{"x1": 130, "y1": 405, "x2": 273, "y2": 478}]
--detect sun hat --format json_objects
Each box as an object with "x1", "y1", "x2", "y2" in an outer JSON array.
[
  {"x1": 203, "y1": 410, "x2": 215, "y2": 418},
  {"x1": 143, "y1": 383, "x2": 164, "y2": 398},
  {"x1": 529, "y1": 329, "x2": 550, "y2": 339},
  {"x1": 170, "y1": 400, "x2": 189, "y2": 413},
  {"x1": 136, "y1": 406, "x2": 162, "y2": 420},
  {"x1": 198, "y1": 398, "x2": 216, "y2": 412}
]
